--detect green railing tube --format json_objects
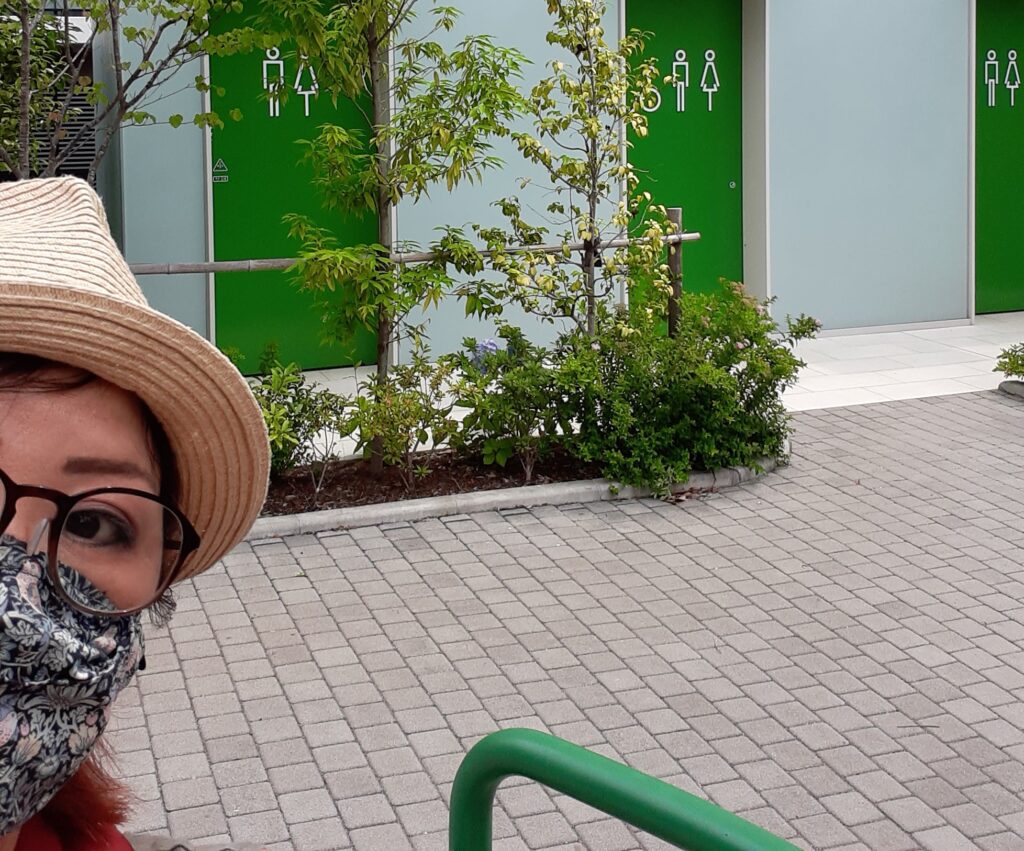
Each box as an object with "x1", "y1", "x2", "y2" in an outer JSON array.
[{"x1": 449, "y1": 729, "x2": 800, "y2": 851}]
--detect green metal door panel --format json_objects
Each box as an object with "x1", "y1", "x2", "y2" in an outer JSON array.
[
  {"x1": 627, "y1": 0, "x2": 743, "y2": 295},
  {"x1": 209, "y1": 27, "x2": 377, "y2": 371},
  {"x1": 977, "y1": 1, "x2": 1024, "y2": 314}
]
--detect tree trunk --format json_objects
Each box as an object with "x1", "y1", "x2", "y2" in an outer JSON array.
[
  {"x1": 667, "y1": 207, "x2": 682, "y2": 338},
  {"x1": 583, "y1": 236, "x2": 596, "y2": 337},
  {"x1": 584, "y1": 140, "x2": 599, "y2": 337},
  {"x1": 17, "y1": 0, "x2": 34, "y2": 178},
  {"x1": 584, "y1": 30, "x2": 600, "y2": 337},
  {"x1": 367, "y1": 12, "x2": 393, "y2": 474}
]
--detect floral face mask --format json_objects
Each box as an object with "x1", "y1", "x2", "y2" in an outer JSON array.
[{"x1": 0, "y1": 537, "x2": 142, "y2": 834}]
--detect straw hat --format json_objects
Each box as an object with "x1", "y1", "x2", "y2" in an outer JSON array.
[{"x1": 0, "y1": 176, "x2": 269, "y2": 581}]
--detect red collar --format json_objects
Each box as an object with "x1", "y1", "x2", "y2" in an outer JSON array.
[{"x1": 16, "y1": 816, "x2": 133, "y2": 851}]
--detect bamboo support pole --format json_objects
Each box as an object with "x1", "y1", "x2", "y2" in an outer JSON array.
[
  {"x1": 667, "y1": 207, "x2": 683, "y2": 338},
  {"x1": 129, "y1": 231, "x2": 701, "y2": 277}
]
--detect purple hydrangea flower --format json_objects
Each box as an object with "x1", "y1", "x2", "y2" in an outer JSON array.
[{"x1": 471, "y1": 338, "x2": 500, "y2": 372}]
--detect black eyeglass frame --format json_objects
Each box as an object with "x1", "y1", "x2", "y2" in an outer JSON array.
[{"x1": 0, "y1": 466, "x2": 200, "y2": 617}]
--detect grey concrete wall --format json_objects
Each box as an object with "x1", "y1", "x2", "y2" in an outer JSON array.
[
  {"x1": 92, "y1": 26, "x2": 125, "y2": 251},
  {"x1": 766, "y1": 0, "x2": 970, "y2": 329},
  {"x1": 115, "y1": 16, "x2": 210, "y2": 337},
  {"x1": 742, "y1": 0, "x2": 768, "y2": 302}
]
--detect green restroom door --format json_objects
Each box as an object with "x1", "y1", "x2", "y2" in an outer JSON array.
[
  {"x1": 209, "y1": 28, "x2": 377, "y2": 371},
  {"x1": 627, "y1": 0, "x2": 743, "y2": 295},
  {"x1": 977, "y1": 1, "x2": 1024, "y2": 314}
]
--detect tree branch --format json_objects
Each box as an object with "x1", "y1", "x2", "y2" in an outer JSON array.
[
  {"x1": 17, "y1": 0, "x2": 41, "y2": 176},
  {"x1": 109, "y1": 0, "x2": 125, "y2": 114},
  {"x1": 375, "y1": 0, "x2": 417, "y2": 45},
  {"x1": 63, "y1": 15, "x2": 195, "y2": 175},
  {"x1": 46, "y1": 22, "x2": 96, "y2": 175}
]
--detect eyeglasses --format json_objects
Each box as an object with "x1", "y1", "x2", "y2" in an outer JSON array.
[{"x1": 0, "y1": 466, "x2": 200, "y2": 617}]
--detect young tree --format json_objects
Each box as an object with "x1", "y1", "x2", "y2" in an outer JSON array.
[
  {"x1": 247, "y1": 0, "x2": 524, "y2": 471},
  {"x1": 1, "y1": 8, "x2": 61, "y2": 177},
  {"x1": 262, "y1": 1, "x2": 523, "y2": 375},
  {"x1": 466, "y1": 0, "x2": 674, "y2": 336},
  {"x1": 0, "y1": 0, "x2": 236, "y2": 182}
]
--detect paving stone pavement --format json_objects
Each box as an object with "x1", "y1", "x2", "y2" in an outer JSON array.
[{"x1": 108, "y1": 390, "x2": 1024, "y2": 850}]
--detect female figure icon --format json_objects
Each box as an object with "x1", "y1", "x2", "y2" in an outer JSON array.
[
  {"x1": 1006, "y1": 50, "x2": 1020, "y2": 108},
  {"x1": 701, "y1": 49, "x2": 720, "y2": 111}
]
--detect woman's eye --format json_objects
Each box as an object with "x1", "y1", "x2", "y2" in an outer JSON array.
[{"x1": 64, "y1": 509, "x2": 133, "y2": 547}]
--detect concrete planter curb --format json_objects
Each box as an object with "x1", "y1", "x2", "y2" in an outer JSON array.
[
  {"x1": 998, "y1": 379, "x2": 1024, "y2": 400},
  {"x1": 246, "y1": 455, "x2": 782, "y2": 542}
]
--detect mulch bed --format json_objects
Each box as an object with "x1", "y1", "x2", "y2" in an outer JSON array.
[{"x1": 261, "y1": 448, "x2": 604, "y2": 516}]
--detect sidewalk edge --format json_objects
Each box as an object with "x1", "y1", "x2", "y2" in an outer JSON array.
[{"x1": 246, "y1": 456, "x2": 780, "y2": 542}]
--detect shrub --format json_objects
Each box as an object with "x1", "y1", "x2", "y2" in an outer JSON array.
[
  {"x1": 219, "y1": 345, "x2": 245, "y2": 370},
  {"x1": 556, "y1": 281, "x2": 818, "y2": 494},
  {"x1": 352, "y1": 346, "x2": 458, "y2": 492},
  {"x1": 996, "y1": 343, "x2": 1024, "y2": 380},
  {"x1": 450, "y1": 326, "x2": 571, "y2": 482},
  {"x1": 258, "y1": 341, "x2": 282, "y2": 375},
  {"x1": 671, "y1": 281, "x2": 817, "y2": 466},
  {"x1": 251, "y1": 281, "x2": 817, "y2": 502},
  {"x1": 249, "y1": 362, "x2": 354, "y2": 491},
  {"x1": 556, "y1": 313, "x2": 704, "y2": 493}
]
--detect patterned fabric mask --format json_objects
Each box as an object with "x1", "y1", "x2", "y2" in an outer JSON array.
[{"x1": 0, "y1": 537, "x2": 143, "y2": 833}]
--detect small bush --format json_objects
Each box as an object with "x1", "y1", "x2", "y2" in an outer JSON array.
[
  {"x1": 556, "y1": 281, "x2": 818, "y2": 494},
  {"x1": 996, "y1": 343, "x2": 1024, "y2": 380},
  {"x1": 219, "y1": 345, "x2": 246, "y2": 370},
  {"x1": 249, "y1": 362, "x2": 353, "y2": 489},
  {"x1": 352, "y1": 346, "x2": 458, "y2": 492},
  {"x1": 251, "y1": 281, "x2": 817, "y2": 502},
  {"x1": 556, "y1": 314, "x2": 703, "y2": 493},
  {"x1": 258, "y1": 341, "x2": 283, "y2": 375},
  {"x1": 450, "y1": 326, "x2": 571, "y2": 482}
]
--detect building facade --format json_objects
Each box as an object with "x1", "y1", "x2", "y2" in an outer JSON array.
[{"x1": 102, "y1": 1, "x2": 1012, "y2": 370}]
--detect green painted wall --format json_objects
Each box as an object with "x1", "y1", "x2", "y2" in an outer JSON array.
[
  {"x1": 977, "y1": 1, "x2": 1024, "y2": 314},
  {"x1": 626, "y1": 0, "x2": 744, "y2": 295},
  {"x1": 210, "y1": 25, "x2": 377, "y2": 371}
]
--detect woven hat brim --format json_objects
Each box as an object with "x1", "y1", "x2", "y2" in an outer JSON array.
[{"x1": 0, "y1": 283, "x2": 269, "y2": 582}]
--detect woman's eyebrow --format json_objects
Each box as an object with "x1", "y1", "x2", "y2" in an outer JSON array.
[{"x1": 62, "y1": 457, "x2": 158, "y2": 487}]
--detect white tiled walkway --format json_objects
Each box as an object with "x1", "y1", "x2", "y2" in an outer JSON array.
[{"x1": 785, "y1": 312, "x2": 1024, "y2": 411}]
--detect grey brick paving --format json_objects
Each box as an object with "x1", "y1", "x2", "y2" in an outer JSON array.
[{"x1": 108, "y1": 392, "x2": 1024, "y2": 849}]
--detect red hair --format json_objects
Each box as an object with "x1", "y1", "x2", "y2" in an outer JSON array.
[{"x1": 41, "y1": 746, "x2": 132, "y2": 845}]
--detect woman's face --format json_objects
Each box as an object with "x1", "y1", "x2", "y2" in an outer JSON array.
[{"x1": 0, "y1": 373, "x2": 162, "y2": 608}]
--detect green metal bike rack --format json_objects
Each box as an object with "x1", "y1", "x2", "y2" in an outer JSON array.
[{"x1": 449, "y1": 729, "x2": 799, "y2": 851}]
